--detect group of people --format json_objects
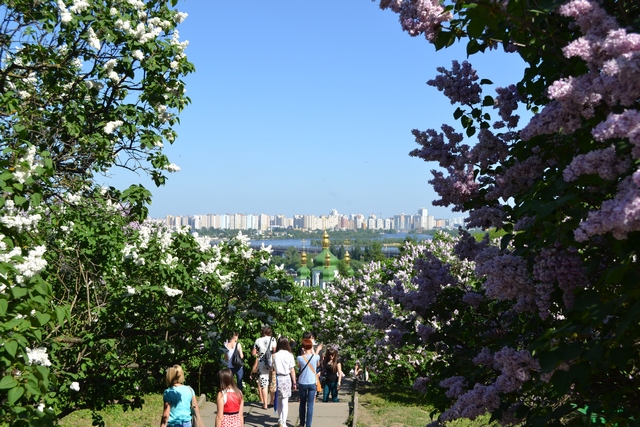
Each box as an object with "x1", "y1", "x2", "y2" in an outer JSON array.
[
  {"x1": 161, "y1": 327, "x2": 345, "y2": 427},
  {"x1": 248, "y1": 327, "x2": 344, "y2": 427}
]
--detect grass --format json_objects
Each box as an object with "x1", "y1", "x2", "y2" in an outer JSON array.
[
  {"x1": 355, "y1": 383, "x2": 497, "y2": 427},
  {"x1": 58, "y1": 394, "x2": 163, "y2": 427}
]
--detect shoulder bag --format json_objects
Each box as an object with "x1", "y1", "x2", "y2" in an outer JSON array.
[
  {"x1": 231, "y1": 342, "x2": 243, "y2": 369},
  {"x1": 302, "y1": 355, "x2": 322, "y2": 393},
  {"x1": 189, "y1": 386, "x2": 205, "y2": 427}
]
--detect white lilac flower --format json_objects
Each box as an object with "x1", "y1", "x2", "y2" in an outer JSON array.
[
  {"x1": 87, "y1": 27, "x2": 101, "y2": 50},
  {"x1": 70, "y1": 381, "x2": 80, "y2": 391},
  {"x1": 36, "y1": 403, "x2": 45, "y2": 412},
  {"x1": 132, "y1": 50, "x2": 144, "y2": 61},
  {"x1": 26, "y1": 347, "x2": 52, "y2": 367},
  {"x1": 194, "y1": 305, "x2": 203, "y2": 313},
  {"x1": 57, "y1": 0, "x2": 72, "y2": 24},
  {"x1": 65, "y1": 192, "x2": 82, "y2": 204},
  {"x1": 174, "y1": 12, "x2": 188, "y2": 23},
  {"x1": 107, "y1": 71, "x2": 119, "y2": 83},
  {"x1": 104, "y1": 120, "x2": 123, "y2": 134},
  {"x1": 166, "y1": 163, "x2": 180, "y2": 172},
  {"x1": 126, "y1": 285, "x2": 136, "y2": 295},
  {"x1": 163, "y1": 286, "x2": 183, "y2": 297},
  {"x1": 69, "y1": 0, "x2": 90, "y2": 13}
]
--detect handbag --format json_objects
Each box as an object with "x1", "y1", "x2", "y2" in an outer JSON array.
[
  {"x1": 189, "y1": 387, "x2": 205, "y2": 427},
  {"x1": 231, "y1": 342, "x2": 243, "y2": 369}
]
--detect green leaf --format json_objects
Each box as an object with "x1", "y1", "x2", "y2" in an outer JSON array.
[
  {"x1": 11, "y1": 286, "x2": 28, "y2": 299},
  {"x1": 453, "y1": 107, "x2": 464, "y2": 120},
  {"x1": 7, "y1": 385, "x2": 25, "y2": 404},
  {"x1": 4, "y1": 340, "x2": 18, "y2": 358},
  {"x1": 482, "y1": 95, "x2": 494, "y2": 106},
  {"x1": 0, "y1": 298, "x2": 7, "y2": 316},
  {"x1": 466, "y1": 39, "x2": 480, "y2": 56},
  {"x1": 0, "y1": 375, "x2": 18, "y2": 389},
  {"x1": 466, "y1": 126, "x2": 476, "y2": 137},
  {"x1": 56, "y1": 306, "x2": 68, "y2": 326}
]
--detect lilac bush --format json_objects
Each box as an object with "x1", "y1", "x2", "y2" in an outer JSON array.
[{"x1": 365, "y1": 0, "x2": 640, "y2": 425}]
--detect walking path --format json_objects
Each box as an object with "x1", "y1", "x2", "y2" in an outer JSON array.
[{"x1": 199, "y1": 378, "x2": 353, "y2": 427}]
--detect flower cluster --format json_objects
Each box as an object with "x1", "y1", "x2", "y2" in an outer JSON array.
[{"x1": 378, "y1": 0, "x2": 453, "y2": 42}]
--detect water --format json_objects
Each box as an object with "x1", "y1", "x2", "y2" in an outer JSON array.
[{"x1": 248, "y1": 233, "x2": 432, "y2": 250}]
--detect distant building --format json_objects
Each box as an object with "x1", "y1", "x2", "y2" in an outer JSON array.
[{"x1": 310, "y1": 230, "x2": 339, "y2": 289}]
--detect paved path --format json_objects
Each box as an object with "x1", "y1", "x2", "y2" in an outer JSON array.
[{"x1": 199, "y1": 378, "x2": 353, "y2": 427}]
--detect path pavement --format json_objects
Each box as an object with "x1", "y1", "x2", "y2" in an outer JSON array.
[{"x1": 199, "y1": 378, "x2": 353, "y2": 427}]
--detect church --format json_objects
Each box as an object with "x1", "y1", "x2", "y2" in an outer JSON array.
[{"x1": 296, "y1": 230, "x2": 354, "y2": 288}]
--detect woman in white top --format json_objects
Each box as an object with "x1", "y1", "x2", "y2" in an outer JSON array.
[
  {"x1": 272, "y1": 336, "x2": 297, "y2": 427},
  {"x1": 223, "y1": 331, "x2": 244, "y2": 391}
]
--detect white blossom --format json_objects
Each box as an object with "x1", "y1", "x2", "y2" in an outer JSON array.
[
  {"x1": 164, "y1": 286, "x2": 183, "y2": 297},
  {"x1": 174, "y1": 12, "x2": 188, "y2": 24},
  {"x1": 126, "y1": 285, "x2": 136, "y2": 295},
  {"x1": 132, "y1": 50, "x2": 144, "y2": 61},
  {"x1": 70, "y1": 381, "x2": 80, "y2": 391},
  {"x1": 194, "y1": 305, "x2": 203, "y2": 313},
  {"x1": 166, "y1": 163, "x2": 181, "y2": 172},
  {"x1": 104, "y1": 120, "x2": 123, "y2": 134},
  {"x1": 57, "y1": 0, "x2": 72, "y2": 24},
  {"x1": 26, "y1": 347, "x2": 52, "y2": 367},
  {"x1": 87, "y1": 27, "x2": 101, "y2": 50}
]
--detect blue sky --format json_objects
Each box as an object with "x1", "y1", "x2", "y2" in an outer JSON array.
[{"x1": 105, "y1": 1, "x2": 527, "y2": 220}]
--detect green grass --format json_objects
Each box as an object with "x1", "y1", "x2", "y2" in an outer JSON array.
[
  {"x1": 355, "y1": 384, "x2": 497, "y2": 427},
  {"x1": 58, "y1": 394, "x2": 163, "y2": 427}
]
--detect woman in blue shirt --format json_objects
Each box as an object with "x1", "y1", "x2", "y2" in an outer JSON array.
[
  {"x1": 297, "y1": 339, "x2": 320, "y2": 427},
  {"x1": 160, "y1": 364, "x2": 200, "y2": 427}
]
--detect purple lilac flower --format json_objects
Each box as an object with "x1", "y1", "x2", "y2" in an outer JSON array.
[
  {"x1": 486, "y1": 155, "x2": 544, "y2": 201},
  {"x1": 465, "y1": 205, "x2": 505, "y2": 230},
  {"x1": 564, "y1": 146, "x2": 631, "y2": 182},
  {"x1": 441, "y1": 383, "x2": 501, "y2": 421},
  {"x1": 413, "y1": 376, "x2": 431, "y2": 393},
  {"x1": 427, "y1": 60, "x2": 482, "y2": 105},
  {"x1": 592, "y1": 110, "x2": 640, "y2": 158},
  {"x1": 475, "y1": 253, "x2": 536, "y2": 313},
  {"x1": 440, "y1": 376, "x2": 468, "y2": 399},
  {"x1": 574, "y1": 174, "x2": 640, "y2": 241},
  {"x1": 462, "y1": 291, "x2": 484, "y2": 309},
  {"x1": 494, "y1": 84, "x2": 521, "y2": 128},
  {"x1": 469, "y1": 128, "x2": 510, "y2": 169},
  {"x1": 472, "y1": 347, "x2": 494, "y2": 367},
  {"x1": 429, "y1": 165, "x2": 479, "y2": 212},
  {"x1": 409, "y1": 125, "x2": 469, "y2": 169},
  {"x1": 453, "y1": 228, "x2": 489, "y2": 261},
  {"x1": 379, "y1": 0, "x2": 453, "y2": 42},
  {"x1": 493, "y1": 347, "x2": 540, "y2": 393}
]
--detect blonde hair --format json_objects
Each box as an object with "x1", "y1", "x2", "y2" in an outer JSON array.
[{"x1": 165, "y1": 364, "x2": 185, "y2": 386}]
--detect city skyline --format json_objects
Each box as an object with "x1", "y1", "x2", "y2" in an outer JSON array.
[{"x1": 158, "y1": 207, "x2": 466, "y2": 232}]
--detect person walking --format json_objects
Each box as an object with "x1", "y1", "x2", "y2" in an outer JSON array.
[
  {"x1": 223, "y1": 331, "x2": 244, "y2": 391},
  {"x1": 251, "y1": 326, "x2": 276, "y2": 409},
  {"x1": 160, "y1": 364, "x2": 201, "y2": 427},
  {"x1": 273, "y1": 337, "x2": 297, "y2": 427},
  {"x1": 215, "y1": 368, "x2": 244, "y2": 427},
  {"x1": 321, "y1": 347, "x2": 343, "y2": 402},
  {"x1": 297, "y1": 338, "x2": 320, "y2": 427}
]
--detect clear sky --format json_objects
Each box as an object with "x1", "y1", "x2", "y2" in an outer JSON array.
[{"x1": 103, "y1": 1, "x2": 527, "y2": 220}]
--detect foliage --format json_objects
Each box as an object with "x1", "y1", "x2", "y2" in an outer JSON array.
[
  {"x1": 0, "y1": 1, "x2": 322, "y2": 425},
  {"x1": 367, "y1": 0, "x2": 640, "y2": 425},
  {"x1": 1, "y1": 0, "x2": 195, "y2": 424}
]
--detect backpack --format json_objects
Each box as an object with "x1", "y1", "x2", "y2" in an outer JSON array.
[{"x1": 262, "y1": 337, "x2": 275, "y2": 368}]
